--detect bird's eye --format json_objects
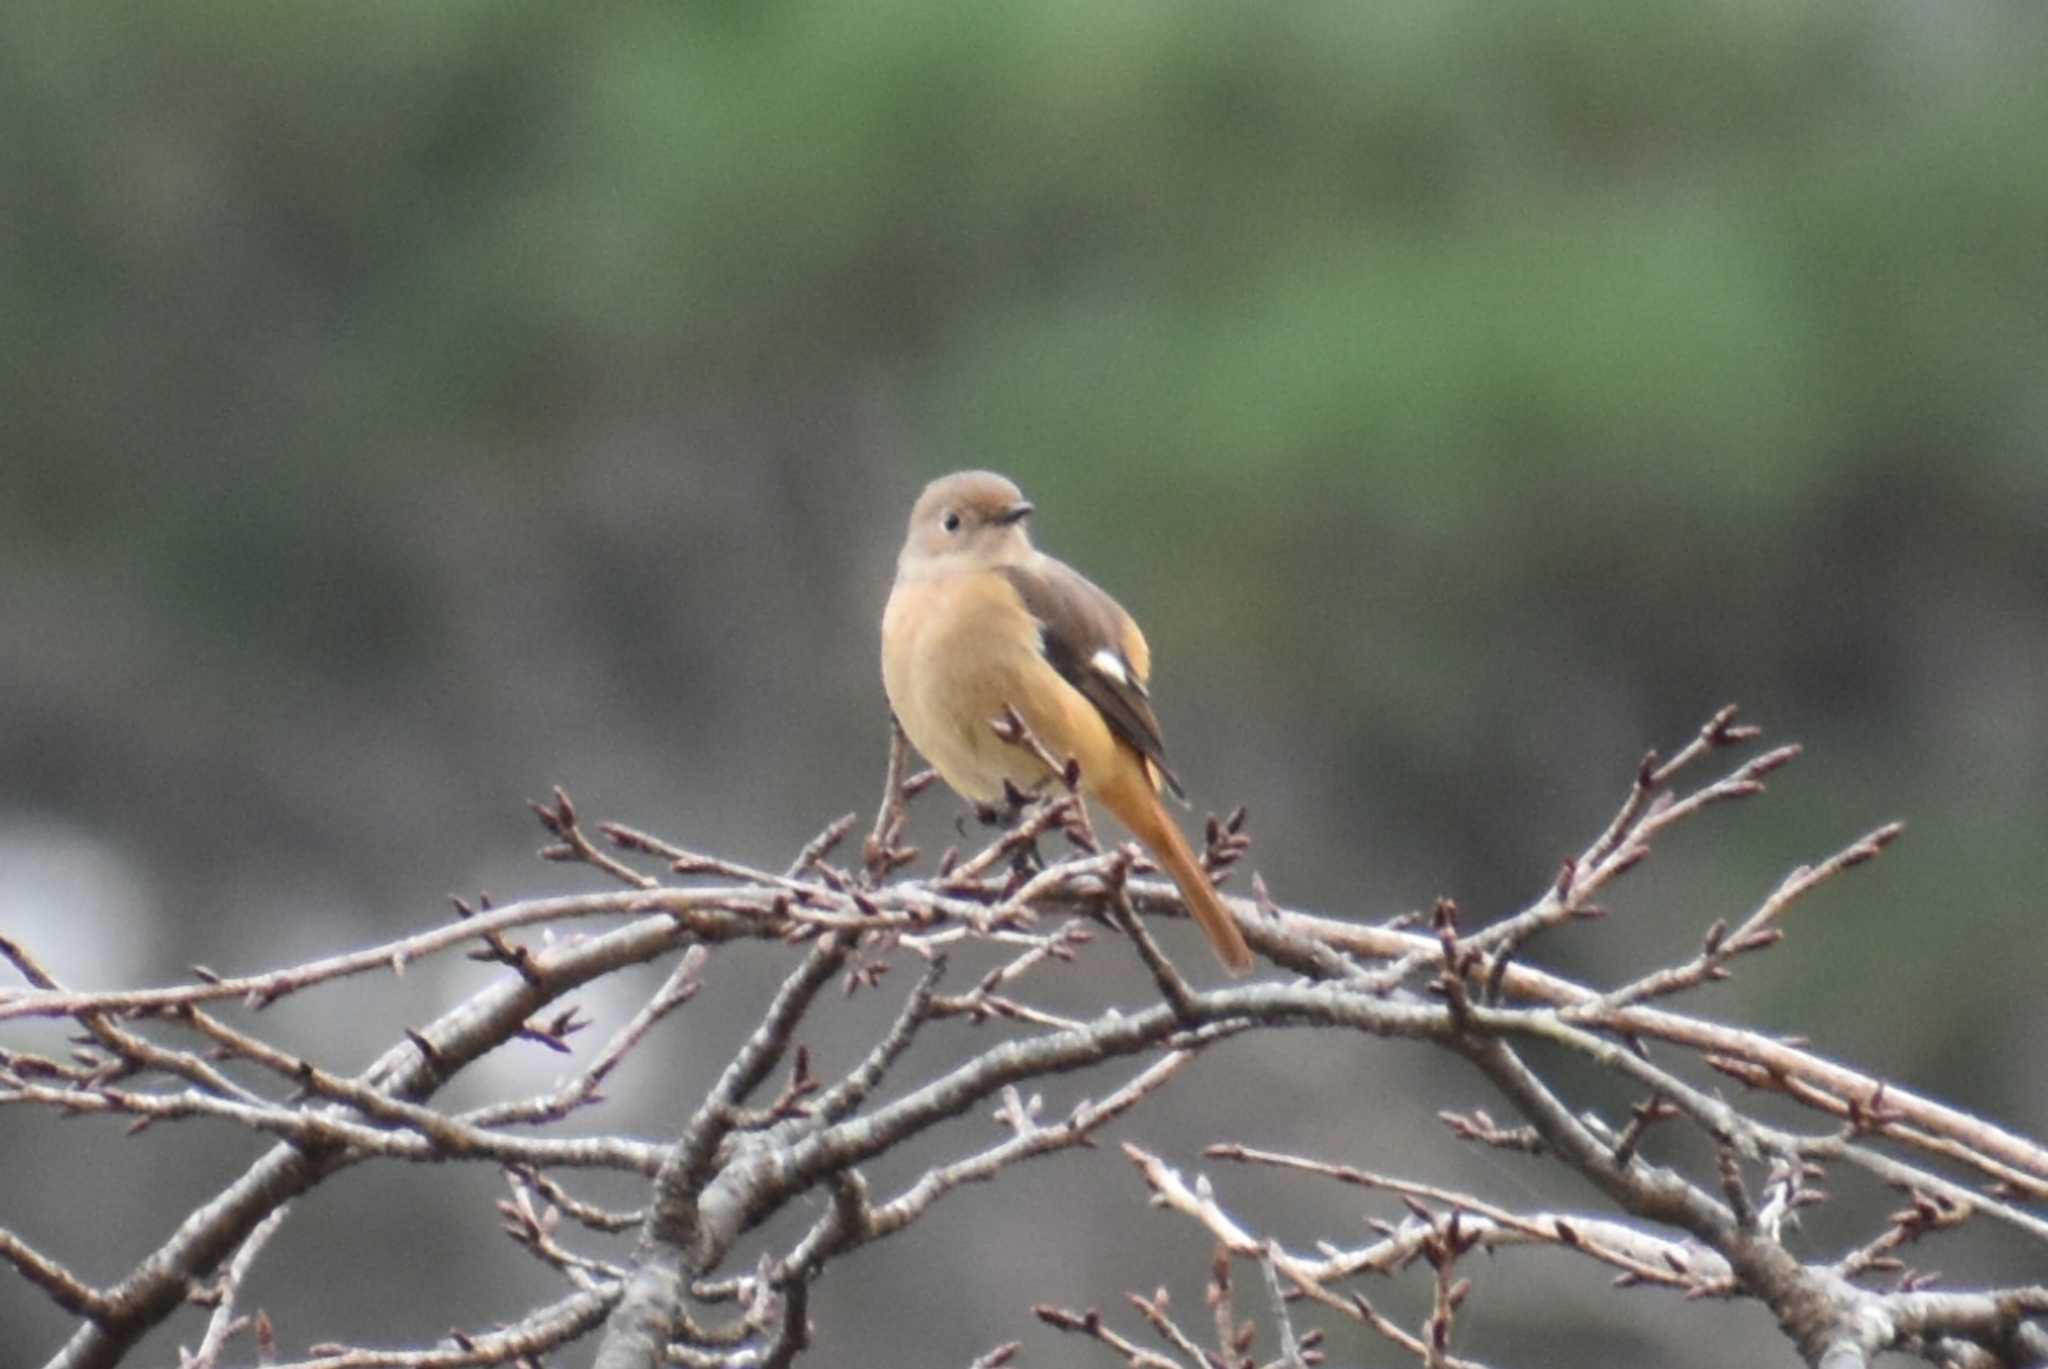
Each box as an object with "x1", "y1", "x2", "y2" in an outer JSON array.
[{"x1": 941, "y1": 510, "x2": 962, "y2": 533}]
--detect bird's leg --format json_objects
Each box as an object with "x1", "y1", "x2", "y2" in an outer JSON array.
[
  {"x1": 999, "y1": 780, "x2": 1052, "y2": 880},
  {"x1": 1000, "y1": 778, "x2": 1037, "y2": 821},
  {"x1": 962, "y1": 776, "x2": 1037, "y2": 833}
]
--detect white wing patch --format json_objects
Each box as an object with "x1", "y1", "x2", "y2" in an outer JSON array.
[{"x1": 1089, "y1": 647, "x2": 1145, "y2": 695}]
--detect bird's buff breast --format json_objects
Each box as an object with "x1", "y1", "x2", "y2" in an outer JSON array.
[{"x1": 883, "y1": 576, "x2": 1103, "y2": 804}]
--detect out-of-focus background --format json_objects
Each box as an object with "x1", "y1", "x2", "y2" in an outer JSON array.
[{"x1": 4, "y1": 2, "x2": 2045, "y2": 1364}]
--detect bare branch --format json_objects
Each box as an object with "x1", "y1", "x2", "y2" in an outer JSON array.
[
  {"x1": 181, "y1": 1205, "x2": 290, "y2": 1369},
  {"x1": 10, "y1": 708, "x2": 2042, "y2": 1369}
]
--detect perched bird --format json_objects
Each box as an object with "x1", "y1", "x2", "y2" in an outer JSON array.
[{"x1": 881, "y1": 470, "x2": 1255, "y2": 975}]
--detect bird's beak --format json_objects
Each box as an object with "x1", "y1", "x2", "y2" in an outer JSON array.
[{"x1": 994, "y1": 501, "x2": 1035, "y2": 526}]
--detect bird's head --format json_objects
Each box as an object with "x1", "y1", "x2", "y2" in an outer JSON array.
[{"x1": 898, "y1": 470, "x2": 1036, "y2": 573}]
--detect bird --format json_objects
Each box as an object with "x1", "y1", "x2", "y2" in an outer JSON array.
[{"x1": 881, "y1": 470, "x2": 1255, "y2": 975}]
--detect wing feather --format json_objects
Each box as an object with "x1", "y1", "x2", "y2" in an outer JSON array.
[{"x1": 996, "y1": 560, "x2": 1185, "y2": 798}]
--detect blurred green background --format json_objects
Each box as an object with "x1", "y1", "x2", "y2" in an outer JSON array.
[{"x1": 4, "y1": 2, "x2": 2045, "y2": 1364}]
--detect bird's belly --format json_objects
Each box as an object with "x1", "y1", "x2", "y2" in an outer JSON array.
[
  {"x1": 904, "y1": 655, "x2": 1060, "y2": 804},
  {"x1": 884, "y1": 599, "x2": 1077, "y2": 804}
]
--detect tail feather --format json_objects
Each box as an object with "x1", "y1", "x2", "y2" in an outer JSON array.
[{"x1": 1099, "y1": 769, "x2": 1255, "y2": 976}]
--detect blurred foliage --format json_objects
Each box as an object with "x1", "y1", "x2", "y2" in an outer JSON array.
[{"x1": 2, "y1": 2, "x2": 2045, "y2": 1364}]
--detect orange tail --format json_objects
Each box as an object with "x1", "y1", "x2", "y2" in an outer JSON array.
[{"x1": 1098, "y1": 766, "x2": 1255, "y2": 976}]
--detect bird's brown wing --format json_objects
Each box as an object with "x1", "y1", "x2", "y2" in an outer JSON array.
[{"x1": 996, "y1": 558, "x2": 1185, "y2": 799}]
